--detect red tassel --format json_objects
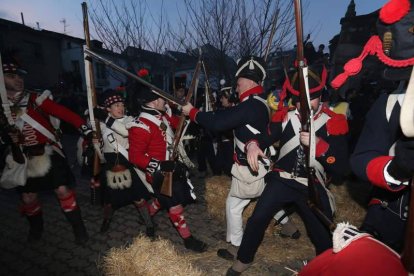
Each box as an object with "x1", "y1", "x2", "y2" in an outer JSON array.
[
  {"x1": 343, "y1": 58, "x2": 363, "y2": 75},
  {"x1": 331, "y1": 73, "x2": 348, "y2": 89},
  {"x1": 379, "y1": 0, "x2": 410, "y2": 24},
  {"x1": 326, "y1": 114, "x2": 349, "y2": 135},
  {"x1": 271, "y1": 107, "x2": 288, "y2": 123}
]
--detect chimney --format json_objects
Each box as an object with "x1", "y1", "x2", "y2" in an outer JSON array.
[{"x1": 20, "y1": 12, "x2": 25, "y2": 25}]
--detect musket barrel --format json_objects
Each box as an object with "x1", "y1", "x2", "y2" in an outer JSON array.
[{"x1": 84, "y1": 48, "x2": 184, "y2": 107}]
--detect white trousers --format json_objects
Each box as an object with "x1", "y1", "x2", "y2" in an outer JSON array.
[{"x1": 225, "y1": 193, "x2": 289, "y2": 246}]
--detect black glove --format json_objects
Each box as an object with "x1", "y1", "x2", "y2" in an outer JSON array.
[
  {"x1": 159, "y1": 160, "x2": 176, "y2": 172},
  {"x1": 79, "y1": 124, "x2": 93, "y2": 140},
  {"x1": 387, "y1": 137, "x2": 414, "y2": 180},
  {"x1": 93, "y1": 106, "x2": 108, "y2": 121}
]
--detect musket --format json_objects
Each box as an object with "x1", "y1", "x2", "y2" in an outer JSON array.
[
  {"x1": 398, "y1": 67, "x2": 414, "y2": 272},
  {"x1": 0, "y1": 53, "x2": 25, "y2": 164},
  {"x1": 84, "y1": 48, "x2": 184, "y2": 107},
  {"x1": 202, "y1": 61, "x2": 215, "y2": 112},
  {"x1": 82, "y1": 2, "x2": 103, "y2": 204},
  {"x1": 160, "y1": 53, "x2": 203, "y2": 197},
  {"x1": 293, "y1": 0, "x2": 335, "y2": 231},
  {"x1": 263, "y1": 8, "x2": 280, "y2": 62}
]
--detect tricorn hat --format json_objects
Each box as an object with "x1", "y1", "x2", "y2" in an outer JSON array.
[{"x1": 235, "y1": 55, "x2": 267, "y2": 83}]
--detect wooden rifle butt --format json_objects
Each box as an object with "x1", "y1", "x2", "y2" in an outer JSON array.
[
  {"x1": 401, "y1": 179, "x2": 414, "y2": 272},
  {"x1": 92, "y1": 151, "x2": 101, "y2": 177},
  {"x1": 160, "y1": 172, "x2": 173, "y2": 197},
  {"x1": 307, "y1": 200, "x2": 336, "y2": 232}
]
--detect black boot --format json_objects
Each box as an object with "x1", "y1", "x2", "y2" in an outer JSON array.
[
  {"x1": 26, "y1": 212, "x2": 44, "y2": 242},
  {"x1": 100, "y1": 204, "x2": 114, "y2": 233},
  {"x1": 135, "y1": 201, "x2": 155, "y2": 240},
  {"x1": 183, "y1": 236, "x2": 208, "y2": 253},
  {"x1": 64, "y1": 209, "x2": 89, "y2": 245}
]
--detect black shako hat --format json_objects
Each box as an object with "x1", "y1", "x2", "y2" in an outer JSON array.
[{"x1": 235, "y1": 55, "x2": 267, "y2": 83}]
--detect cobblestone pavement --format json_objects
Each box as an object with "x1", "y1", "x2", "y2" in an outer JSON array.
[{"x1": 0, "y1": 134, "x2": 249, "y2": 276}]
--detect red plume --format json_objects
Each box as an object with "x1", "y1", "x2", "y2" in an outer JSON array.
[
  {"x1": 137, "y1": 68, "x2": 149, "y2": 77},
  {"x1": 379, "y1": 0, "x2": 410, "y2": 24}
]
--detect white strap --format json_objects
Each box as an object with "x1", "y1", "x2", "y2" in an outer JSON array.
[
  {"x1": 0, "y1": 54, "x2": 15, "y2": 126},
  {"x1": 278, "y1": 111, "x2": 328, "y2": 161},
  {"x1": 20, "y1": 113, "x2": 58, "y2": 144},
  {"x1": 400, "y1": 67, "x2": 414, "y2": 137}
]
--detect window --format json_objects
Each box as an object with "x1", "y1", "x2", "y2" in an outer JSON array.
[{"x1": 96, "y1": 63, "x2": 107, "y2": 79}]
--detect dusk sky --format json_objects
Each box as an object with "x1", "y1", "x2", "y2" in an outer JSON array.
[{"x1": 0, "y1": 0, "x2": 388, "y2": 50}]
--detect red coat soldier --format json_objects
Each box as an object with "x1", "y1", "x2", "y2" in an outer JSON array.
[
  {"x1": 127, "y1": 82, "x2": 207, "y2": 253},
  {"x1": 0, "y1": 54, "x2": 90, "y2": 244}
]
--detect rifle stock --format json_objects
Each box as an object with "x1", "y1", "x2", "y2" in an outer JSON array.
[
  {"x1": 159, "y1": 57, "x2": 202, "y2": 197},
  {"x1": 82, "y1": 2, "x2": 102, "y2": 178}
]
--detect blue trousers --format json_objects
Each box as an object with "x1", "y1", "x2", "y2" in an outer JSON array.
[{"x1": 237, "y1": 172, "x2": 333, "y2": 264}]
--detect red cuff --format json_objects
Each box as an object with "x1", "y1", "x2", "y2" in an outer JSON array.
[
  {"x1": 189, "y1": 108, "x2": 199, "y2": 122},
  {"x1": 244, "y1": 139, "x2": 259, "y2": 153},
  {"x1": 366, "y1": 156, "x2": 405, "y2": 191},
  {"x1": 316, "y1": 138, "x2": 329, "y2": 157}
]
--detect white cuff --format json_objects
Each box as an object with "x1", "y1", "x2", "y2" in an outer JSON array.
[{"x1": 384, "y1": 160, "x2": 409, "y2": 186}]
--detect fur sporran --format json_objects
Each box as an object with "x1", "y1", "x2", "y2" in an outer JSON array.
[
  {"x1": 106, "y1": 164, "x2": 132, "y2": 190},
  {"x1": 27, "y1": 145, "x2": 53, "y2": 178}
]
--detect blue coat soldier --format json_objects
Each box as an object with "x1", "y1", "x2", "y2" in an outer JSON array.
[
  {"x1": 226, "y1": 64, "x2": 349, "y2": 275},
  {"x1": 337, "y1": 0, "x2": 414, "y2": 253},
  {"x1": 182, "y1": 56, "x2": 272, "y2": 260}
]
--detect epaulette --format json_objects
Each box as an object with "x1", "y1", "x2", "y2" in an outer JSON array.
[
  {"x1": 333, "y1": 222, "x2": 370, "y2": 253},
  {"x1": 323, "y1": 106, "x2": 349, "y2": 135},
  {"x1": 271, "y1": 106, "x2": 289, "y2": 123},
  {"x1": 125, "y1": 118, "x2": 150, "y2": 133}
]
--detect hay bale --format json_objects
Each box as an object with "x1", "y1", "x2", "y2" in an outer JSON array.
[
  {"x1": 103, "y1": 235, "x2": 202, "y2": 276},
  {"x1": 331, "y1": 184, "x2": 366, "y2": 226}
]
